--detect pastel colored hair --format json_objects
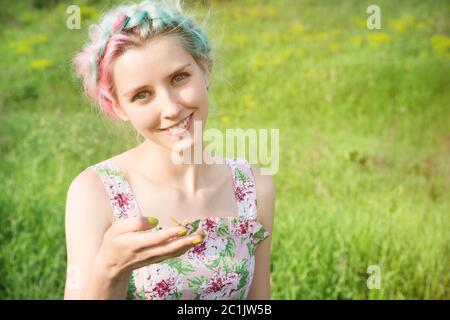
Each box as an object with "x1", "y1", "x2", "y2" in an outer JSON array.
[{"x1": 73, "y1": 0, "x2": 213, "y2": 121}]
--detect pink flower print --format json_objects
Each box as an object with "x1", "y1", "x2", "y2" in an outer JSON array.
[
  {"x1": 114, "y1": 192, "x2": 131, "y2": 207},
  {"x1": 192, "y1": 241, "x2": 207, "y2": 256},
  {"x1": 141, "y1": 264, "x2": 184, "y2": 299},
  {"x1": 235, "y1": 220, "x2": 251, "y2": 236},
  {"x1": 207, "y1": 277, "x2": 225, "y2": 293},
  {"x1": 234, "y1": 185, "x2": 245, "y2": 202},
  {"x1": 151, "y1": 278, "x2": 176, "y2": 299},
  {"x1": 203, "y1": 218, "x2": 218, "y2": 232},
  {"x1": 200, "y1": 269, "x2": 240, "y2": 299}
]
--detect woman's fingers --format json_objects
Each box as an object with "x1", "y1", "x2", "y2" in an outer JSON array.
[
  {"x1": 138, "y1": 231, "x2": 207, "y2": 263},
  {"x1": 109, "y1": 216, "x2": 159, "y2": 236},
  {"x1": 132, "y1": 225, "x2": 193, "y2": 249}
]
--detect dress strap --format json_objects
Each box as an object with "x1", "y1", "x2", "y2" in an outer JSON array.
[
  {"x1": 225, "y1": 158, "x2": 258, "y2": 220},
  {"x1": 88, "y1": 159, "x2": 141, "y2": 220}
]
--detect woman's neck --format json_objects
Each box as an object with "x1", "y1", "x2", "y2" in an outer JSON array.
[{"x1": 130, "y1": 138, "x2": 221, "y2": 196}]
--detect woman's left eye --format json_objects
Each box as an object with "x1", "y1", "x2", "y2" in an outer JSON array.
[
  {"x1": 173, "y1": 72, "x2": 190, "y2": 83},
  {"x1": 132, "y1": 91, "x2": 150, "y2": 102}
]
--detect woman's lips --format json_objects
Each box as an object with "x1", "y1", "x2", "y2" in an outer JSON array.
[{"x1": 164, "y1": 113, "x2": 193, "y2": 136}]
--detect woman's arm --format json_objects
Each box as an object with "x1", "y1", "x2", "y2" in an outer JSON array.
[
  {"x1": 64, "y1": 168, "x2": 129, "y2": 299},
  {"x1": 64, "y1": 168, "x2": 203, "y2": 300},
  {"x1": 246, "y1": 165, "x2": 276, "y2": 300}
]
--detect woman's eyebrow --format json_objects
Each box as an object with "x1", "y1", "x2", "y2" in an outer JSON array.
[{"x1": 123, "y1": 63, "x2": 192, "y2": 97}]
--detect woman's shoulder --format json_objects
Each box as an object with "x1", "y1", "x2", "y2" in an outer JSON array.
[
  {"x1": 225, "y1": 157, "x2": 274, "y2": 186},
  {"x1": 85, "y1": 148, "x2": 134, "y2": 174},
  {"x1": 249, "y1": 162, "x2": 276, "y2": 230},
  {"x1": 248, "y1": 163, "x2": 276, "y2": 194},
  {"x1": 224, "y1": 157, "x2": 275, "y2": 222},
  {"x1": 67, "y1": 152, "x2": 134, "y2": 222},
  {"x1": 67, "y1": 166, "x2": 116, "y2": 225}
]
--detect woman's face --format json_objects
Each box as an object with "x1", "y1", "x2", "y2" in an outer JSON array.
[{"x1": 111, "y1": 35, "x2": 211, "y2": 151}]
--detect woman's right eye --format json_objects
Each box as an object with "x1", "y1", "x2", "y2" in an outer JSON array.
[{"x1": 132, "y1": 91, "x2": 150, "y2": 102}]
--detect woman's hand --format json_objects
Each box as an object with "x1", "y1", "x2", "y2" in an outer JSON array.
[{"x1": 94, "y1": 216, "x2": 206, "y2": 282}]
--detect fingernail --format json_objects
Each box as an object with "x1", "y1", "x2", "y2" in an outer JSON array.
[
  {"x1": 147, "y1": 217, "x2": 159, "y2": 226},
  {"x1": 177, "y1": 228, "x2": 188, "y2": 236},
  {"x1": 192, "y1": 238, "x2": 203, "y2": 245}
]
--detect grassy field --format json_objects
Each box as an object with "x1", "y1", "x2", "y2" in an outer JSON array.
[{"x1": 0, "y1": 0, "x2": 449, "y2": 299}]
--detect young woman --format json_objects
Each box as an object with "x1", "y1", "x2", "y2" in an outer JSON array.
[{"x1": 64, "y1": 0, "x2": 275, "y2": 300}]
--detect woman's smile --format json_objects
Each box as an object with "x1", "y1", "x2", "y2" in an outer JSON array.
[{"x1": 162, "y1": 112, "x2": 194, "y2": 137}]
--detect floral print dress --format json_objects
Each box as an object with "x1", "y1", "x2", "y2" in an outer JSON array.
[{"x1": 89, "y1": 157, "x2": 270, "y2": 300}]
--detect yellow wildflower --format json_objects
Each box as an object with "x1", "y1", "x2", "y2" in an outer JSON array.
[
  {"x1": 237, "y1": 35, "x2": 248, "y2": 46},
  {"x1": 431, "y1": 34, "x2": 450, "y2": 59},
  {"x1": 251, "y1": 56, "x2": 265, "y2": 72},
  {"x1": 290, "y1": 22, "x2": 304, "y2": 35},
  {"x1": 8, "y1": 34, "x2": 48, "y2": 54},
  {"x1": 367, "y1": 32, "x2": 391, "y2": 48},
  {"x1": 80, "y1": 5, "x2": 98, "y2": 21},
  {"x1": 389, "y1": 13, "x2": 415, "y2": 32},
  {"x1": 244, "y1": 95, "x2": 256, "y2": 108},
  {"x1": 30, "y1": 59, "x2": 53, "y2": 70},
  {"x1": 9, "y1": 41, "x2": 31, "y2": 54},
  {"x1": 220, "y1": 116, "x2": 229, "y2": 124}
]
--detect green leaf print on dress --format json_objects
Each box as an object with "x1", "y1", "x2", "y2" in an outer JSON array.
[
  {"x1": 235, "y1": 167, "x2": 248, "y2": 183},
  {"x1": 234, "y1": 259, "x2": 249, "y2": 291},
  {"x1": 161, "y1": 257, "x2": 195, "y2": 275},
  {"x1": 126, "y1": 271, "x2": 138, "y2": 300},
  {"x1": 217, "y1": 224, "x2": 229, "y2": 237},
  {"x1": 188, "y1": 276, "x2": 207, "y2": 299},
  {"x1": 96, "y1": 166, "x2": 125, "y2": 180},
  {"x1": 221, "y1": 237, "x2": 236, "y2": 258}
]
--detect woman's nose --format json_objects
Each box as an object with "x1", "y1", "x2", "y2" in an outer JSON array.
[{"x1": 159, "y1": 89, "x2": 182, "y2": 118}]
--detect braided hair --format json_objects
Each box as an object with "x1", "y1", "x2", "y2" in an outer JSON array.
[{"x1": 73, "y1": 0, "x2": 212, "y2": 121}]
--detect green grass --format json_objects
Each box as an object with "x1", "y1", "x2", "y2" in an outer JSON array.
[{"x1": 1, "y1": 0, "x2": 449, "y2": 299}]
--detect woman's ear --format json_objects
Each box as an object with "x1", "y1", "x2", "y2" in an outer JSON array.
[{"x1": 112, "y1": 99, "x2": 129, "y2": 122}]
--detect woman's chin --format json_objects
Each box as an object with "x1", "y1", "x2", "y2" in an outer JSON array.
[{"x1": 171, "y1": 135, "x2": 196, "y2": 152}]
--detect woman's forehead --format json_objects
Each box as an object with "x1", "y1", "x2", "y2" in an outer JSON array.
[{"x1": 113, "y1": 36, "x2": 194, "y2": 90}]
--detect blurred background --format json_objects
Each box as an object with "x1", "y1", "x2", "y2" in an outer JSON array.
[{"x1": 0, "y1": 0, "x2": 449, "y2": 299}]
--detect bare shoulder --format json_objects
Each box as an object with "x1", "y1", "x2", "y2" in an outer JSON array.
[
  {"x1": 249, "y1": 164, "x2": 276, "y2": 231},
  {"x1": 68, "y1": 167, "x2": 104, "y2": 192},
  {"x1": 66, "y1": 167, "x2": 115, "y2": 227},
  {"x1": 67, "y1": 167, "x2": 107, "y2": 203},
  {"x1": 64, "y1": 167, "x2": 114, "y2": 299},
  {"x1": 250, "y1": 164, "x2": 276, "y2": 196}
]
